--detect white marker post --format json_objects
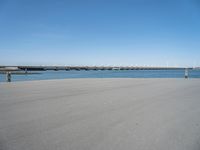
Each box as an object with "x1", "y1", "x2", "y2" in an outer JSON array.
[{"x1": 184, "y1": 68, "x2": 189, "y2": 79}]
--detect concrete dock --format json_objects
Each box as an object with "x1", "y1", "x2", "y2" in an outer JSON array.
[{"x1": 0, "y1": 79, "x2": 200, "y2": 150}]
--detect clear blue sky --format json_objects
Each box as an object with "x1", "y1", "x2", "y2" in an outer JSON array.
[{"x1": 0, "y1": 0, "x2": 200, "y2": 67}]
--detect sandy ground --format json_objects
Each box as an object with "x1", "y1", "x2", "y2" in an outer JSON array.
[{"x1": 0, "y1": 78, "x2": 200, "y2": 150}]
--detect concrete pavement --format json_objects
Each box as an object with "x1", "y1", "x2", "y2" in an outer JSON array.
[{"x1": 0, "y1": 79, "x2": 200, "y2": 150}]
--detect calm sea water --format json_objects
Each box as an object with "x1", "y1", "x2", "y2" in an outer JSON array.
[{"x1": 0, "y1": 69, "x2": 200, "y2": 82}]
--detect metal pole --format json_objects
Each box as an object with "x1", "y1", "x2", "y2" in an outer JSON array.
[
  {"x1": 6, "y1": 72, "x2": 11, "y2": 82},
  {"x1": 185, "y1": 68, "x2": 189, "y2": 79}
]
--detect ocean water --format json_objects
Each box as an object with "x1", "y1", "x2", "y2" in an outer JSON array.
[{"x1": 0, "y1": 69, "x2": 200, "y2": 82}]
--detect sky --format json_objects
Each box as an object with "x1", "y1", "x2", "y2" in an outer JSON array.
[{"x1": 0, "y1": 0, "x2": 200, "y2": 67}]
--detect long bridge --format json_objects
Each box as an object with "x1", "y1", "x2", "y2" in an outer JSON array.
[{"x1": 0, "y1": 66, "x2": 194, "y2": 72}]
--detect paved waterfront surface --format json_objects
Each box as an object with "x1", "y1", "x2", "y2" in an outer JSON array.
[{"x1": 0, "y1": 79, "x2": 200, "y2": 150}]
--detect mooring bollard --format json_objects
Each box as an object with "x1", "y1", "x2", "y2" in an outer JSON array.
[
  {"x1": 6, "y1": 72, "x2": 11, "y2": 82},
  {"x1": 184, "y1": 68, "x2": 189, "y2": 79}
]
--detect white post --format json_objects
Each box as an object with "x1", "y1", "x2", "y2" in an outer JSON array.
[
  {"x1": 185, "y1": 68, "x2": 188, "y2": 79},
  {"x1": 25, "y1": 68, "x2": 28, "y2": 74}
]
